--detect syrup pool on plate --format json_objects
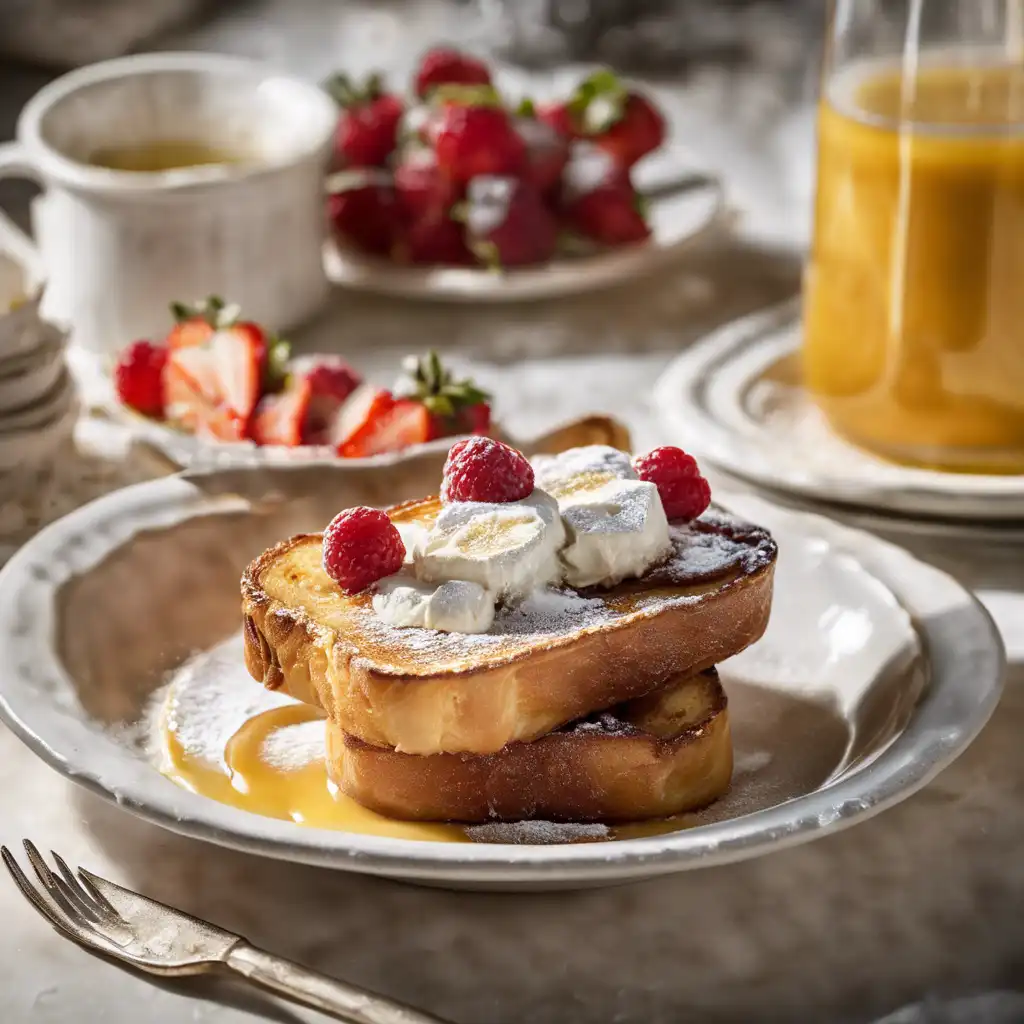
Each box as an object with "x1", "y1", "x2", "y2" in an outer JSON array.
[{"x1": 153, "y1": 635, "x2": 836, "y2": 845}]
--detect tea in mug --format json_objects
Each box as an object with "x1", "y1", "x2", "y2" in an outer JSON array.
[
  {"x1": 803, "y1": 59, "x2": 1024, "y2": 472},
  {"x1": 87, "y1": 140, "x2": 252, "y2": 172}
]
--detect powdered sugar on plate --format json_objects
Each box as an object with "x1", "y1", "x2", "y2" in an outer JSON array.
[
  {"x1": 260, "y1": 719, "x2": 325, "y2": 772},
  {"x1": 466, "y1": 821, "x2": 611, "y2": 845},
  {"x1": 155, "y1": 634, "x2": 299, "y2": 770}
]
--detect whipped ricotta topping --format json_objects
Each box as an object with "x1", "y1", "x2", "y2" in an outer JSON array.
[
  {"x1": 372, "y1": 575, "x2": 495, "y2": 634},
  {"x1": 532, "y1": 446, "x2": 670, "y2": 588},
  {"x1": 557, "y1": 478, "x2": 671, "y2": 588},
  {"x1": 532, "y1": 444, "x2": 636, "y2": 498},
  {"x1": 414, "y1": 489, "x2": 565, "y2": 600},
  {"x1": 371, "y1": 445, "x2": 675, "y2": 633}
]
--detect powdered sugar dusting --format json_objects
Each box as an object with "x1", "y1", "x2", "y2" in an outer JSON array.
[
  {"x1": 260, "y1": 719, "x2": 325, "y2": 772},
  {"x1": 160, "y1": 634, "x2": 296, "y2": 769},
  {"x1": 466, "y1": 821, "x2": 611, "y2": 845},
  {"x1": 349, "y1": 508, "x2": 774, "y2": 669}
]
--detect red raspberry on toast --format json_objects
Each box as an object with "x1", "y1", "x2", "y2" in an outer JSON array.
[
  {"x1": 633, "y1": 446, "x2": 711, "y2": 521},
  {"x1": 441, "y1": 436, "x2": 533, "y2": 504},
  {"x1": 322, "y1": 506, "x2": 406, "y2": 593}
]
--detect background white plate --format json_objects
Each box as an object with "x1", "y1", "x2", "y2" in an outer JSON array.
[
  {"x1": 0, "y1": 466, "x2": 1003, "y2": 889},
  {"x1": 325, "y1": 150, "x2": 725, "y2": 302},
  {"x1": 655, "y1": 299, "x2": 1024, "y2": 521}
]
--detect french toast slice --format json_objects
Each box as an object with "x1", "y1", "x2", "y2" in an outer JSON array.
[
  {"x1": 327, "y1": 668, "x2": 731, "y2": 823},
  {"x1": 242, "y1": 498, "x2": 776, "y2": 755}
]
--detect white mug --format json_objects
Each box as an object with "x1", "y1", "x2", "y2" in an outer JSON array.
[{"x1": 0, "y1": 52, "x2": 338, "y2": 357}]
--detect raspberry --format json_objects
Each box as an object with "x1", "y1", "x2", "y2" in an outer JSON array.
[
  {"x1": 633, "y1": 446, "x2": 711, "y2": 521},
  {"x1": 441, "y1": 437, "x2": 534, "y2": 504},
  {"x1": 114, "y1": 340, "x2": 168, "y2": 418},
  {"x1": 322, "y1": 506, "x2": 405, "y2": 593}
]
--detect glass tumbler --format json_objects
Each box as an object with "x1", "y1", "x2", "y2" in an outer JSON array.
[{"x1": 802, "y1": 0, "x2": 1024, "y2": 473}]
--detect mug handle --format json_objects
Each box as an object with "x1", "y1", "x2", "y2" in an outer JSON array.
[{"x1": 0, "y1": 141, "x2": 45, "y2": 284}]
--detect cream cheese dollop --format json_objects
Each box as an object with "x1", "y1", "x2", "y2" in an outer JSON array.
[
  {"x1": 533, "y1": 445, "x2": 671, "y2": 587},
  {"x1": 372, "y1": 576, "x2": 495, "y2": 634},
  {"x1": 414, "y1": 489, "x2": 565, "y2": 601}
]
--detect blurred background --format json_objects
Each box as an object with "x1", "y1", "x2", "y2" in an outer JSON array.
[{"x1": 0, "y1": 0, "x2": 822, "y2": 246}]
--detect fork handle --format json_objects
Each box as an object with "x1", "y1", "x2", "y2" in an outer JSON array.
[{"x1": 225, "y1": 943, "x2": 451, "y2": 1024}]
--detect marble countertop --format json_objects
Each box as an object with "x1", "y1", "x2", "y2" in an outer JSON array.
[{"x1": 1, "y1": 3, "x2": 1023, "y2": 1022}]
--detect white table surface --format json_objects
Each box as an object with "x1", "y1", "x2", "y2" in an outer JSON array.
[{"x1": 2, "y1": 3, "x2": 1023, "y2": 1022}]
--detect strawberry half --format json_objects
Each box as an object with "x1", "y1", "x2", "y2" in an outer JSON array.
[
  {"x1": 290, "y1": 356, "x2": 363, "y2": 444},
  {"x1": 163, "y1": 324, "x2": 263, "y2": 440},
  {"x1": 339, "y1": 398, "x2": 432, "y2": 458},
  {"x1": 331, "y1": 386, "x2": 396, "y2": 450},
  {"x1": 252, "y1": 377, "x2": 313, "y2": 446}
]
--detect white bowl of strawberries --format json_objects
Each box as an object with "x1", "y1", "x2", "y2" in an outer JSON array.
[
  {"x1": 322, "y1": 51, "x2": 724, "y2": 301},
  {"x1": 109, "y1": 295, "x2": 495, "y2": 467}
]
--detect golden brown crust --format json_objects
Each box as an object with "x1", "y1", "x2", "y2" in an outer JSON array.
[
  {"x1": 327, "y1": 669, "x2": 733, "y2": 822},
  {"x1": 240, "y1": 501, "x2": 776, "y2": 755}
]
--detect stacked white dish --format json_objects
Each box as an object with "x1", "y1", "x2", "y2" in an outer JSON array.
[
  {"x1": 654, "y1": 298, "x2": 1024, "y2": 540},
  {"x1": 0, "y1": 256, "x2": 76, "y2": 501}
]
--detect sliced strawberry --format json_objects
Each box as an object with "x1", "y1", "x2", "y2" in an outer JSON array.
[
  {"x1": 331, "y1": 385, "x2": 396, "y2": 449},
  {"x1": 339, "y1": 397, "x2": 431, "y2": 458},
  {"x1": 252, "y1": 377, "x2": 313, "y2": 446},
  {"x1": 288, "y1": 357, "x2": 363, "y2": 444},
  {"x1": 162, "y1": 325, "x2": 262, "y2": 438},
  {"x1": 163, "y1": 351, "x2": 248, "y2": 441},
  {"x1": 211, "y1": 327, "x2": 262, "y2": 423}
]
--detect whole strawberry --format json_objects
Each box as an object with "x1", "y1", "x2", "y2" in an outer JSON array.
[
  {"x1": 434, "y1": 104, "x2": 525, "y2": 185},
  {"x1": 328, "y1": 179, "x2": 401, "y2": 257},
  {"x1": 463, "y1": 176, "x2": 557, "y2": 267},
  {"x1": 515, "y1": 103, "x2": 570, "y2": 196},
  {"x1": 325, "y1": 72, "x2": 403, "y2": 169},
  {"x1": 404, "y1": 213, "x2": 474, "y2": 266},
  {"x1": 114, "y1": 340, "x2": 167, "y2": 418},
  {"x1": 563, "y1": 174, "x2": 650, "y2": 247},
  {"x1": 393, "y1": 147, "x2": 463, "y2": 225},
  {"x1": 399, "y1": 351, "x2": 492, "y2": 439},
  {"x1": 415, "y1": 47, "x2": 491, "y2": 99},
  {"x1": 554, "y1": 69, "x2": 665, "y2": 169}
]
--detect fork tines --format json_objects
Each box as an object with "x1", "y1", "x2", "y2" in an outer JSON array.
[{"x1": 2, "y1": 840, "x2": 126, "y2": 946}]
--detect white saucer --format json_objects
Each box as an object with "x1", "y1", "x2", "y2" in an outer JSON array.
[
  {"x1": 0, "y1": 331, "x2": 66, "y2": 413},
  {"x1": 655, "y1": 298, "x2": 1024, "y2": 521},
  {"x1": 0, "y1": 464, "x2": 1003, "y2": 890},
  {"x1": 325, "y1": 150, "x2": 725, "y2": 302},
  {"x1": 0, "y1": 372, "x2": 77, "y2": 475}
]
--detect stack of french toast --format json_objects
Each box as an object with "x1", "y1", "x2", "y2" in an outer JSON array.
[{"x1": 242, "y1": 439, "x2": 776, "y2": 824}]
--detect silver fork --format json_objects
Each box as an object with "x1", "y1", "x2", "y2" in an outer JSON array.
[{"x1": 3, "y1": 840, "x2": 449, "y2": 1024}]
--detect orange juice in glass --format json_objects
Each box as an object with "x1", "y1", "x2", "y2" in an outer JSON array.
[{"x1": 803, "y1": 1, "x2": 1024, "y2": 473}]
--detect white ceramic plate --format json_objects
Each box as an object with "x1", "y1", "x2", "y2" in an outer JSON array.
[
  {"x1": 0, "y1": 464, "x2": 1003, "y2": 890},
  {"x1": 655, "y1": 298, "x2": 1024, "y2": 521},
  {"x1": 324, "y1": 152, "x2": 725, "y2": 302}
]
